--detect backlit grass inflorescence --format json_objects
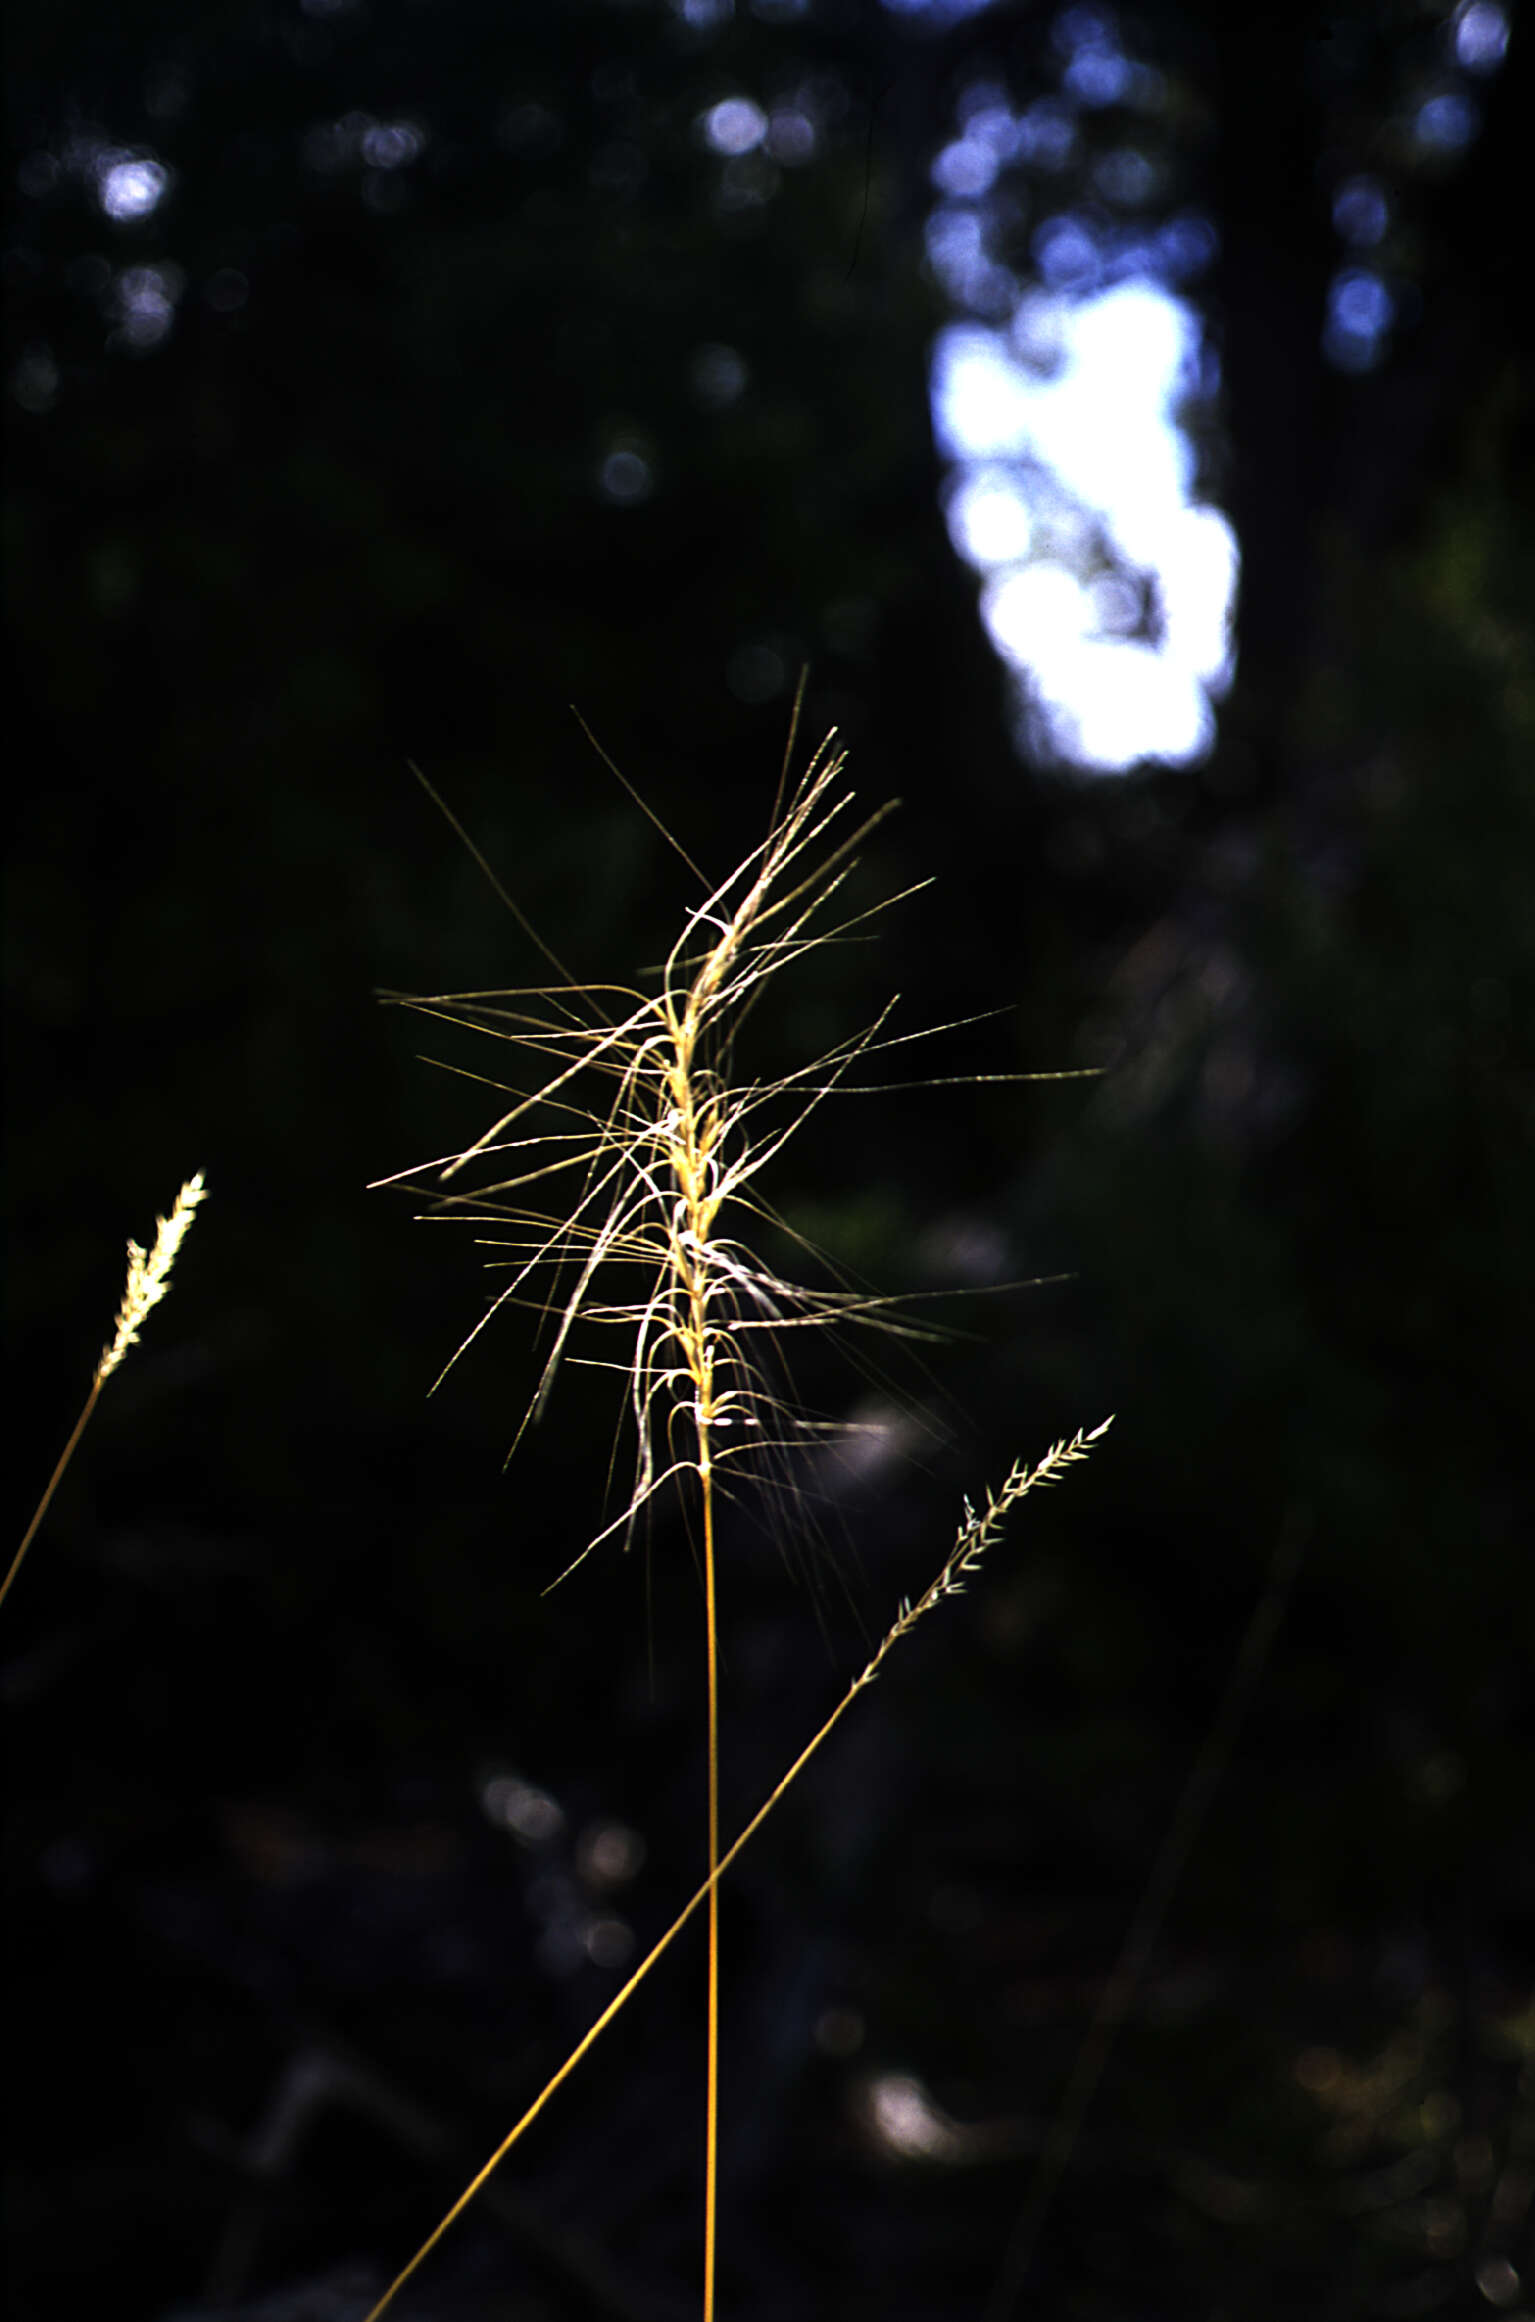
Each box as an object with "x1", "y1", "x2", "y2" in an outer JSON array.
[
  {"x1": 379, "y1": 721, "x2": 936, "y2": 2318},
  {"x1": 379, "y1": 721, "x2": 947, "y2": 1573},
  {"x1": 4, "y1": 1170, "x2": 206, "y2": 1617},
  {"x1": 373, "y1": 708, "x2": 1103, "y2": 2322},
  {"x1": 98, "y1": 1170, "x2": 207, "y2": 1384}
]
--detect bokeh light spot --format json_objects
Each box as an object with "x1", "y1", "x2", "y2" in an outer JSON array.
[
  {"x1": 1015, "y1": 98, "x2": 1077, "y2": 170},
  {"x1": 1033, "y1": 213, "x2": 1102, "y2": 289},
  {"x1": 1453, "y1": 2, "x2": 1509, "y2": 74},
  {"x1": 583, "y1": 1916, "x2": 634, "y2": 1968},
  {"x1": 361, "y1": 120, "x2": 425, "y2": 170},
  {"x1": 99, "y1": 156, "x2": 169, "y2": 222},
  {"x1": 927, "y1": 205, "x2": 1016, "y2": 314},
  {"x1": 727, "y1": 640, "x2": 791, "y2": 701},
  {"x1": 766, "y1": 107, "x2": 817, "y2": 164},
  {"x1": 482, "y1": 1773, "x2": 564, "y2": 1844},
  {"x1": 576, "y1": 1821, "x2": 646, "y2": 1888},
  {"x1": 702, "y1": 97, "x2": 768, "y2": 156},
  {"x1": 1095, "y1": 147, "x2": 1158, "y2": 206},
  {"x1": 1152, "y1": 211, "x2": 1218, "y2": 281},
  {"x1": 689, "y1": 342, "x2": 749, "y2": 407},
  {"x1": 113, "y1": 262, "x2": 183, "y2": 350},
  {"x1": 599, "y1": 448, "x2": 655, "y2": 504},
  {"x1": 1414, "y1": 91, "x2": 1478, "y2": 152},
  {"x1": 1333, "y1": 175, "x2": 1389, "y2": 247},
  {"x1": 1472, "y1": 2255, "x2": 1522, "y2": 2309},
  {"x1": 932, "y1": 136, "x2": 1001, "y2": 199},
  {"x1": 1324, "y1": 266, "x2": 1394, "y2": 371},
  {"x1": 864, "y1": 2072, "x2": 960, "y2": 2159}
]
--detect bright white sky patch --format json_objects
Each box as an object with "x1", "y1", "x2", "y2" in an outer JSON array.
[
  {"x1": 945, "y1": 470, "x2": 1034, "y2": 562},
  {"x1": 932, "y1": 280, "x2": 1237, "y2": 771}
]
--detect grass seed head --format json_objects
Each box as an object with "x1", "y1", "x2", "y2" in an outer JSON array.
[
  {"x1": 98, "y1": 1171, "x2": 207, "y2": 1385},
  {"x1": 381, "y1": 727, "x2": 949, "y2": 1577}
]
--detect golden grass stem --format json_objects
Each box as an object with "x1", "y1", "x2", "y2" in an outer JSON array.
[
  {"x1": 671, "y1": 997, "x2": 725, "y2": 2320},
  {"x1": 701, "y1": 1448, "x2": 721, "y2": 2322},
  {"x1": 3, "y1": 1171, "x2": 205, "y2": 1618},
  {"x1": 1, "y1": 1380, "x2": 102, "y2": 1615},
  {"x1": 359, "y1": 1425, "x2": 1110, "y2": 2322}
]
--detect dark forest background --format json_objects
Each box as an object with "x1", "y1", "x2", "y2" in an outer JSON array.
[{"x1": 3, "y1": 3, "x2": 1532, "y2": 2318}]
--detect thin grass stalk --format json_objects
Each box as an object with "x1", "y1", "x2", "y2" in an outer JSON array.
[
  {"x1": 1, "y1": 1383, "x2": 104, "y2": 1615},
  {"x1": 678, "y1": 1049, "x2": 729, "y2": 2322},
  {"x1": 701, "y1": 1449, "x2": 721, "y2": 2322},
  {"x1": 360, "y1": 1424, "x2": 1110, "y2": 2322}
]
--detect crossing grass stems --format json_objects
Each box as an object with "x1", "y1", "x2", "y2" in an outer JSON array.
[
  {"x1": 366, "y1": 698, "x2": 1108, "y2": 2320},
  {"x1": 6, "y1": 708, "x2": 1316, "y2": 2319}
]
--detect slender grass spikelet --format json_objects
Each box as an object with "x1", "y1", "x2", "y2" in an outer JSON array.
[
  {"x1": 4, "y1": 1169, "x2": 207, "y2": 1616},
  {"x1": 867, "y1": 1419, "x2": 1114, "y2": 1674},
  {"x1": 98, "y1": 1170, "x2": 208, "y2": 1384}
]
